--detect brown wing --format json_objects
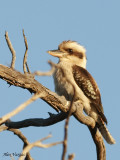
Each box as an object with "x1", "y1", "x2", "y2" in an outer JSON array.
[{"x1": 72, "y1": 65, "x2": 107, "y2": 124}]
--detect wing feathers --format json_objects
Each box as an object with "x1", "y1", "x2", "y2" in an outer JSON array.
[{"x1": 72, "y1": 65, "x2": 107, "y2": 124}]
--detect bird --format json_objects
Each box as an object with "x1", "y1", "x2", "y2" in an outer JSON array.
[{"x1": 47, "y1": 40, "x2": 115, "y2": 144}]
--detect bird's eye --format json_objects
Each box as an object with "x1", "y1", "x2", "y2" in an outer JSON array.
[{"x1": 68, "y1": 48, "x2": 73, "y2": 54}]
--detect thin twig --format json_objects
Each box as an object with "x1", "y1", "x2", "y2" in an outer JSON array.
[
  {"x1": 5, "y1": 31, "x2": 16, "y2": 69},
  {"x1": 48, "y1": 60, "x2": 59, "y2": 69},
  {"x1": 0, "y1": 93, "x2": 44, "y2": 125},
  {"x1": 23, "y1": 29, "x2": 30, "y2": 73},
  {"x1": 26, "y1": 62, "x2": 31, "y2": 73},
  {"x1": 33, "y1": 60, "x2": 56, "y2": 76},
  {"x1": 33, "y1": 66, "x2": 55, "y2": 76},
  {"x1": 8, "y1": 128, "x2": 30, "y2": 145},
  {"x1": 19, "y1": 134, "x2": 62, "y2": 160}
]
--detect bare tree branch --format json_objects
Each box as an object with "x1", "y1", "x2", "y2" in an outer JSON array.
[
  {"x1": 5, "y1": 112, "x2": 68, "y2": 128},
  {"x1": 0, "y1": 125, "x2": 33, "y2": 160},
  {"x1": 0, "y1": 64, "x2": 60, "y2": 112},
  {"x1": 88, "y1": 126, "x2": 106, "y2": 160},
  {"x1": 33, "y1": 66, "x2": 55, "y2": 76},
  {"x1": 0, "y1": 93, "x2": 43, "y2": 125},
  {"x1": 19, "y1": 134, "x2": 62, "y2": 160},
  {"x1": 9, "y1": 128, "x2": 32, "y2": 160},
  {"x1": 5, "y1": 31, "x2": 16, "y2": 69},
  {"x1": 0, "y1": 64, "x2": 96, "y2": 129}
]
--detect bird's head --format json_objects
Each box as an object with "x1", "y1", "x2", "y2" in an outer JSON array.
[{"x1": 47, "y1": 40, "x2": 87, "y2": 68}]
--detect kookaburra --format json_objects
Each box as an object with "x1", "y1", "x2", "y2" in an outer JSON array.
[{"x1": 47, "y1": 40, "x2": 115, "y2": 144}]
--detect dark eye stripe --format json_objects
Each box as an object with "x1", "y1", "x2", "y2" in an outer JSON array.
[
  {"x1": 73, "y1": 52, "x2": 83, "y2": 59},
  {"x1": 61, "y1": 46, "x2": 84, "y2": 59}
]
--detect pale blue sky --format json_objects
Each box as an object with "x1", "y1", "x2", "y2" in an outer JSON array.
[{"x1": 0, "y1": 1, "x2": 119, "y2": 160}]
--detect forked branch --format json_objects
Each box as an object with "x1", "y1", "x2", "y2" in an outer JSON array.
[{"x1": 19, "y1": 134, "x2": 62, "y2": 160}]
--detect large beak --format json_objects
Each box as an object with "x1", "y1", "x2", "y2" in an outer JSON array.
[{"x1": 47, "y1": 50, "x2": 63, "y2": 58}]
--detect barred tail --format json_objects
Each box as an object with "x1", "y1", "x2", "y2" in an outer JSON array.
[{"x1": 97, "y1": 120, "x2": 115, "y2": 144}]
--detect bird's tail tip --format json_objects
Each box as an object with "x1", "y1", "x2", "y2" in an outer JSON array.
[{"x1": 98, "y1": 122, "x2": 116, "y2": 144}]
